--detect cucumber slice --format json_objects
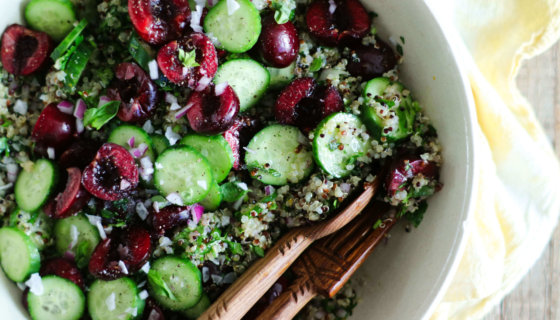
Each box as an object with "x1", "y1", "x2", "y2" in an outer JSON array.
[
  {"x1": 203, "y1": 0, "x2": 261, "y2": 53},
  {"x1": 181, "y1": 293, "x2": 211, "y2": 319},
  {"x1": 25, "y1": 0, "x2": 77, "y2": 41},
  {"x1": 148, "y1": 256, "x2": 202, "y2": 310},
  {"x1": 0, "y1": 227, "x2": 40, "y2": 282},
  {"x1": 267, "y1": 62, "x2": 296, "y2": 89},
  {"x1": 245, "y1": 125, "x2": 314, "y2": 185},
  {"x1": 9, "y1": 208, "x2": 53, "y2": 251},
  {"x1": 313, "y1": 113, "x2": 372, "y2": 178},
  {"x1": 200, "y1": 180, "x2": 222, "y2": 211},
  {"x1": 54, "y1": 214, "x2": 100, "y2": 268},
  {"x1": 108, "y1": 125, "x2": 155, "y2": 160},
  {"x1": 15, "y1": 159, "x2": 58, "y2": 212},
  {"x1": 27, "y1": 275, "x2": 85, "y2": 320},
  {"x1": 154, "y1": 146, "x2": 213, "y2": 205},
  {"x1": 88, "y1": 278, "x2": 145, "y2": 320},
  {"x1": 361, "y1": 77, "x2": 416, "y2": 142},
  {"x1": 179, "y1": 134, "x2": 233, "y2": 182},
  {"x1": 214, "y1": 59, "x2": 270, "y2": 111},
  {"x1": 151, "y1": 134, "x2": 170, "y2": 156}
]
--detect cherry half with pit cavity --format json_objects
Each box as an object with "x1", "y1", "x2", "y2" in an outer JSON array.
[
  {"x1": 274, "y1": 77, "x2": 343, "y2": 130},
  {"x1": 32, "y1": 103, "x2": 77, "y2": 154},
  {"x1": 306, "y1": 0, "x2": 370, "y2": 47},
  {"x1": 51, "y1": 167, "x2": 91, "y2": 219},
  {"x1": 82, "y1": 143, "x2": 139, "y2": 201},
  {"x1": 88, "y1": 226, "x2": 152, "y2": 280},
  {"x1": 107, "y1": 62, "x2": 160, "y2": 123},
  {"x1": 346, "y1": 39, "x2": 397, "y2": 80},
  {"x1": 128, "y1": 0, "x2": 191, "y2": 45},
  {"x1": 186, "y1": 84, "x2": 240, "y2": 134},
  {"x1": 385, "y1": 156, "x2": 438, "y2": 197},
  {"x1": 256, "y1": 13, "x2": 300, "y2": 68},
  {"x1": 157, "y1": 32, "x2": 218, "y2": 90},
  {"x1": 1, "y1": 24, "x2": 53, "y2": 75}
]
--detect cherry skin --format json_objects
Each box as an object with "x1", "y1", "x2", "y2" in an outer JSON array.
[{"x1": 256, "y1": 13, "x2": 299, "y2": 68}]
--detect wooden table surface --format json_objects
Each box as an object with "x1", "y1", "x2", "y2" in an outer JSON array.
[{"x1": 482, "y1": 42, "x2": 560, "y2": 319}]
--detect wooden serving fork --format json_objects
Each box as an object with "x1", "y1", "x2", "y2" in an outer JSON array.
[
  {"x1": 256, "y1": 202, "x2": 396, "y2": 319},
  {"x1": 199, "y1": 177, "x2": 382, "y2": 320}
]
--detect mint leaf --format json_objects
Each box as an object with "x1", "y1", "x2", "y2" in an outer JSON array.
[
  {"x1": 129, "y1": 34, "x2": 154, "y2": 70},
  {"x1": 178, "y1": 48, "x2": 200, "y2": 68},
  {"x1": 253, "y1": 245, "x2": 265, "y2": 257},
  {"x1": 83, "y1": 101, "x2": 119, "y2": 130},
  {"x1": 309, "y1": 58, "x2": 323, "y2": 72},
  {"x1": 220, "y1": 181, "x2": 249, "y2": 203},
  {"x1": 148, "y1": 269, "x2": 177, "y2": 301}
]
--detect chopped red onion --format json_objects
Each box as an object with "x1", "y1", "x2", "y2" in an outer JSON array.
[
  {"x1": 190, "y1": 203, "x2": 204, "y2": 223},
  {"x1": 264, "y1": 185, "x2": 275, "y2": 196},
  {"x1": 128, "y1": 136, "x2": 135, "y2": 148},
  {"x1": 215, "y1": 82, "x2": 228, "y2": 96},
  {"x1": 76, "y1": 118, "x2": 84, "y2": 134},
  {"x1": 174, "y1": 104, "x2": 192, "y2": 119},
  {"x1": 148, "y1": 60, "x2": 159, "y2": 80},
  {"x1": 63, "y1": 250, "x2": 76, "y2": 261},
  {"x1": 74, "y1": 99, "x2": 87, "y2": 119},
  {"x1": 57, "y1": 101, "x2": 74, "y2": 114},
  {"x1": 98, "y1": 96, "x2": 111, "y2": 107},
  {"x1": 195, "y1": 75, "x2": 212, "y2": 91},
  {"x1": 340, "y1": 183, "x2": 351, "y2": 193},
  {"x1": 47, "y1": 147, "x2": 55, "y2": 160},
  {"x1": 130, "y1": 143, "x2": 148, "y2": 158},
  {"x1": 165, "y1": 92, "x2": 178, "y2": 105}
]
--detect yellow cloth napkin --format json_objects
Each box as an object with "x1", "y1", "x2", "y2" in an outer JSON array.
[{"x1": 424, "y1": 0, "x2": 560, "y2": 319}]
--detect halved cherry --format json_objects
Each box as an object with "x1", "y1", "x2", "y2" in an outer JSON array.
[
  {"x1": 89, "y1": 226, "x2": 152, "y2": 280},
  {"x1": 148, "y1": 205, "x2": 191, "y2": 236},
  {"x1": 306, "y1": 0, "x2": 370, "y2": 46},
  {"x1": 142, "y1": 297, "x2": 165, "y2": 320},
  {"x1": 222, "y1": 116, "x2": 263, "y2": 170},
  {"x1": 128, "y1": 0, "x2": 191, "y2": 45},
  {"x1": 32, "y1": 103, "x2": 77, "y2": 154},
  {"x1": 157, "y1": 32, "x2": 218, "y2": 90},
  {"x1": 186, "y1": 84, "x2": 240, "y2": 134},
  {"x1": 40, "y1": 258, "x2": 85, "y2": 290},
  {"x1": 274, "y1": 77, "x2": 343, "y2": 130},
  {"x1": 1, "y1": 24, "x2": 53, "y2": 75},
  {"x1": 107, "y1": 62, "x2": 160, "y2": 123},
  {"x1": 346, "y1": 39, "x2": 397, "y2": 79},
  {"x1": 82, "y1": 143, "x2": 139, "y2": 201},
  {"x1": 52, "y1": 167, "x2": 90, "y2": 219},
  {"x1": 256, "y1": 13, "x2": 300, "y2": 68},
  {"x1": 58, "y1": 140, "x2": 101, "y2": 169},
  {"x1": 385, "y1": 156, "x2": 438, "y2": 196}
]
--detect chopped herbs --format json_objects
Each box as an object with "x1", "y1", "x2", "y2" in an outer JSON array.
[
  {"x1": 83, "y1": 100, "x2": 120, "y2": 130},
  {"x1": 309, "y1": 58, "x2": 323, "y2": 72},
  {"x1": 178, "y1": 48, "x2": 200, "y2": 68}
]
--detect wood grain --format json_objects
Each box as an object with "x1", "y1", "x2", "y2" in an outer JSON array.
[
  {"x1": 199, "y1": 181, "x2": 380, "y2": 320},
  {"x1": 483, "y1": 43, "x2": 560, "y2": 319}
]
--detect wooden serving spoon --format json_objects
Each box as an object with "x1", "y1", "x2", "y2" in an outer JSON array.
[
  {"x1": 256, "y1": 202, "x2": 396, "y2": 319},
  {"x1": 199, "y1": 176, "x2": 381, "y2": 320}
]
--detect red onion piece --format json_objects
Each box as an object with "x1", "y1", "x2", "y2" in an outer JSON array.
[
  {"x1": 74, "y1": 99, "x2": 87, "y2": 119},
  {"x1": 57, "y1": 101, "x2": 74, "y2": 115},
  {"x1": 264, "y1": 185, "x2": 275, "y2": 196},
  {"x1": 190, "y1": 203, "x2": 204, "y2": 223},
  {"x1": 175, "y1": 103, "x2": 193, "y2": 119},
  {"x1": 128, "y1": 136, "x2": 135, "y2": 148},
  {"x1": 98, "y1": 96, "x2": 111, "y2": 107}
]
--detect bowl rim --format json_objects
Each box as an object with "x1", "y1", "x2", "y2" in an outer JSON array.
[{"x1": 415, "y1": 2, "x2": 479, "y2": 319}]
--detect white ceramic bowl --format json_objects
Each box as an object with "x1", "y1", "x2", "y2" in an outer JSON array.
[{"x1": 0, "y1": 0, "x2": 477, "y2": 319}]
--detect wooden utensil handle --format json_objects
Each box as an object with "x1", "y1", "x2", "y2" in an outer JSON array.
[
  {"x1": 199, "y1": 229, "x2": 314, "y2": 320},
  {"x1": 256, "y1": 275, "x2": 317, "y2": 320}
]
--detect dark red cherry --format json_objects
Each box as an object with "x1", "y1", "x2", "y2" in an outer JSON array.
[
  {"x1": 346, "y1": 40, "x2": 397, "y2": 79},
  {"x1": 256, "y1": 13, "x2": 299, "y2": 68},
  {"x1": 58, "y1": 140, "x2": 101, "y2": 169},
  {"x1": 82, "y1": 143, "x2": 139, "y2": 201},
  {"x1": 128, "y1": 0, "x2": 191, "y2": 45},
  {"x1": 157, "y1": 32, "x2": 218, "y2": 90},
  {"x1": 1, "y1": 24, "x2": 53, "y2": 75},
  {"x1": 142, "y1": 298, "x2": 165, "y2": 320},
  {"x1": 52, "y1": 167, "x2": 90, "y2": 219},
  {"x1": 186, "y1": 84, "x2": 240, "y2": 134},
  {"x1": 31, "y1": 103, "x2": 77, "y2": 153},
  {"x1": 222, "y1": 116, "x2": 263, "y2": 170},
  {"x1": 107, "y1": 62, "x2": 160, "y2": 123},
  {"x1": 40, "y1": 258, "x2": 85, "y2": 290},
  {"x1": 306, "y1": 0, "x2": 370, "y2": 46},
  {"x1": 147, "y1": 205, "x2": 191, "y2": 236},
  {"x1": 275, "y1": 77, "x2": 343, "y2": 129},
  {"x1": 385, "y1": 156, "x2": 438, "y2": 196},
  {"x1": 89, "y1": 226, "x2": 152, "y2": 280}
]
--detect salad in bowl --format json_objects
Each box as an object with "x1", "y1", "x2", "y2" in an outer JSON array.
[{"x1": 0, "y1": 0, "x2": 443, "y2": 319}]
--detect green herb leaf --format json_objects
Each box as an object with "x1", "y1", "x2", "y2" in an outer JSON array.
[
  {"x1": 83, "y1": 101, "x2": 120, "y2": 130},
  {"x1": 396, "y1": 44, "x2": 404, "y2": 56},
  {"x1": 64, "y1": 40, "x2": 96, "y2": 90},
  {"x1": 129, "y1": 34, "x2": 154, "y2": 70},
  {"x1": 51, "y1": 19, "x2": 88, "y2": 61},
  {"x1": 178, "y1": 48, "x2": 200, "y2": 68},
  {"x1": 271, "y1": 0, "x2": 296, "y2": 24},
  {"x1": 75, "y1": 241, "x2": 90, "y2": 269},
  {"x1": 229, "y1": 241, "x2": 244, "y2": 255},
  {"x1": 404, "y1": 201, "x2": 428, "y2": 227},
  {"x1": 372, "y1": 219, "x2": 383, "y2": 229},
  {"x1": 0, "y1": 137, "x2": 10, "y2": 157},
  {"x1": 253, "y1": 245, "x2": 265, "y2": 257},
  {"x1": 400, "y1": 36, "x2": 405, "y2": 44},
  {"x1": 309, "y1": 58, "x2": 323, "y2": 72},
  {"x1": 148, "y1": 269, "x2": 177, "y2": 300},
  {"x1": 220, "y1": 181, "x2": 249, "y2": 203},
  {"x1": 247, "y1": 162, "x2": 282, "y2": 178}
]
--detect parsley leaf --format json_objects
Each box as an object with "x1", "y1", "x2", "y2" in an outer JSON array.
[
  {"x1": 253, "y1": 245, "x2": 265, "y2": 257},
  {"x1": 396, "y1": 44, "x2": 404, "y2": 56},
  {"x1": 75, "y1": 242, "x2": 91, "y2": 269},
  {"x1": 148, "y1": 269, "x2": 177, "y2": 301},
  {"x1": 0, "y1": 137, "x2": 10, "y2": 157},
  {"x1": 83, "y1": 101, "x2": 120, "y2": 130},
  {"x1": 404, "y1": 201, "x2": 428, "y2": 227},
  {"x1": 178, "y1": 48, "x2": 200, "y2": 68},
  {"x1": 309, "y1": 58, "x2": 323, "y2": 72}
]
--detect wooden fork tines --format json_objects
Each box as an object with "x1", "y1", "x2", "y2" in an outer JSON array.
[{"x1": 256, "y1": 202, "x2": 396, "y2": 320}]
